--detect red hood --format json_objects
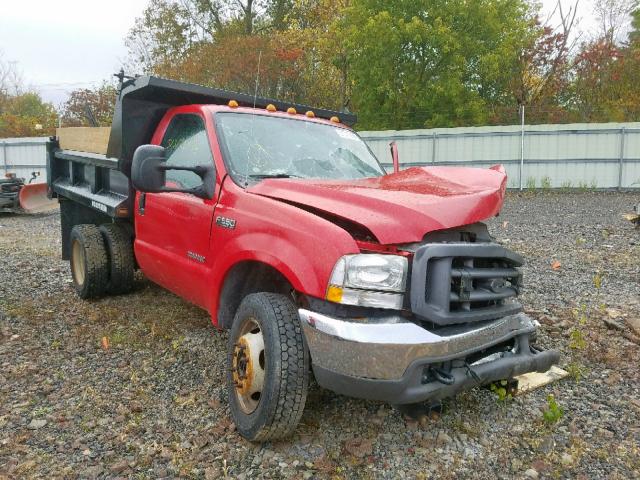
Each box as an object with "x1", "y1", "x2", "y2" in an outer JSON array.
[{"x1": 247, "y1": 166, "x2": 507, "y2": 244}]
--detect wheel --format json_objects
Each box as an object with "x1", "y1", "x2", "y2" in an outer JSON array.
[
  {"x1": 227, "y1": 293, "x2": 309, "y2": 441},
  {"x1": 99, "y1": 223, "x2": 135, "y2": 294},
  {"x1": 69, "y1": 224, "x2": 109, "y2": 299}
]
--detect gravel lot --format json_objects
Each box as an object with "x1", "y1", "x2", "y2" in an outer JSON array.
[{"x1": 1, "y1": 192, "x2": 639, "y2": 479}]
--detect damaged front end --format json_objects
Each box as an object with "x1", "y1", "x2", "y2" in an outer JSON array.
[{"x1": 299, "y1": 223, "x2": 560, "y2": 405}]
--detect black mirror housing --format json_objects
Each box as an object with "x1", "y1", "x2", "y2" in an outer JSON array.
[
  {"x1": 131, "y1": 145, "x2": 167, "y2": 193},
  {"x1": 131, "y1": 144, "x2": 216, "y2": 199}
]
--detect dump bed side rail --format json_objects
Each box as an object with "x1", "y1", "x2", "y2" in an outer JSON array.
[
  {"x1": 47, "y1": 144, "x2": 133, "y2": 259},
  {"x1": 48, "y1": 148, "x2": 131, "y2": 217}
]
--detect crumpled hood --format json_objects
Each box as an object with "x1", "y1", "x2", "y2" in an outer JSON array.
[{"x1": 247, "y1": 165, "x2": 507, "y2": 244}]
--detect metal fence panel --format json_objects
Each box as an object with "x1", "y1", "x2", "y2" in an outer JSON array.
[
  {"x1": 0, "y1": 137, "x2": 49, "y2": 183},
  {"x1": 361, "y1": 122, "x2": 640, "y2": 189},
  {"x1": 624, "y1": 131, "x2": 640, "y2": 188},
  {"x1": 3, "y1": 124, "x2": 640, "y2": 189}
]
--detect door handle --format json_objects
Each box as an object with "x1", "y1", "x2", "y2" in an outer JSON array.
[{"x1": 138, "y1": 192, "x2": 146, "y2": 215}]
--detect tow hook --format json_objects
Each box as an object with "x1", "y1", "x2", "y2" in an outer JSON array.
[
  {"x1": 464, "y1": 361, "x2": 481, "y2": 382},
  {"x1": 428, "y1": 366, "x2": 455, "y2": 385}
]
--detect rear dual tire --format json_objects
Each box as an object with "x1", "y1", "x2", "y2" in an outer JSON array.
[
  {"x1": 70, "y1": 225, "x2": 109, "y2": 299},
  {"x1": 69, "y1": 223, "x2": 134, "y2": 299},
  {"x1": 99, "y1": 224, "x2": 135, "y2": 295}
]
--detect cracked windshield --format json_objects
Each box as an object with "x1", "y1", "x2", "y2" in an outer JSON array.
[{"x1": 215, "y1": 112, "x2": 386, "y2": 183}]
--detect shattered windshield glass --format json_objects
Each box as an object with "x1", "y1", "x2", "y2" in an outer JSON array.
[{"x1": 214, "y1": 112, "x2": 385, "y2": 184}]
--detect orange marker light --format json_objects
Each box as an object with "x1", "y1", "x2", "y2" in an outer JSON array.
[
  {"x1": 266, "y1": 104, "x2": 277, "y2": 112},
  {"x1": 330, "y1": 116, "x2": 340, "y2": 123},
  {"x1": 287, "y1": 107, "x2": 297, "y2": 115},
  {"x1": 228, "y1": 100, "x2": 239, "y2": 108},
  {"x1": 305, "y1": 111, "x2": 315, "y2": 118},
  {"x1": 326, "y1": 285, "x2": 343, "y2": 303},
  {"x1": 115, "y1": 206, "x2": 129, "y2": 217}
]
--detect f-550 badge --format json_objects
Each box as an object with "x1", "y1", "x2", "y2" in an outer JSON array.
[
  {"x1": 187, "y1": 251, "x2": 206, "y2": 263},
  {"x1": 216, "y1": 216, "x2": 236, "y2": 229}
]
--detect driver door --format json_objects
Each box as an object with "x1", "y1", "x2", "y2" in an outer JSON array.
[{"x1": 134, "y1": 110, "x2": 218, "y2": 308}]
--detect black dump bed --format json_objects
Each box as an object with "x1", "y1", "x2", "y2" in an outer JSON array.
[{"x1": 47, "y1": 74, "x2": 355, "y2": 258}]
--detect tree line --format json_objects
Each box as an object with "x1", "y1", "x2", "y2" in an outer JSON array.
[
  {"x1": 1, "y1": 0, "x2": 639, "y2": 137},
  {"x1": 124, "y1": 0, "x2": 640, "y2": 129}
]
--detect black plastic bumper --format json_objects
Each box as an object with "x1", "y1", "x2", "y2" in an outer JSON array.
[{"x1": 313, "y1": 334, "x2": 560, "y2": 405}]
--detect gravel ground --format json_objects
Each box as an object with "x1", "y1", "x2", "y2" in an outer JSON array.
[{"x1": 1, "y1": 192, "x2": 639, "y2": 480}]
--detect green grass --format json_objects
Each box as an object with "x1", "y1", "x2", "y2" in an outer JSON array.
[
  {"x1": 540, "y1": 176, "x2": 552, "y2": 190},
  {"x1": 565, "y1": 362, "x2": 587, "y2": 382},
  {"x1": 525, "y1": 177, "x2": 536, "y2": 190},
  {"x1": 542, "y1": 394, "x2": 564, "y2": 424}
]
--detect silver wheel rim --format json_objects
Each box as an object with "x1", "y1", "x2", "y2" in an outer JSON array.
[
  {"x1": 71, "y1": 239, "x2": 85, "y2": 286},
  {"x1": 231, "y1": 317, "x2": 266, "y2": 414}
]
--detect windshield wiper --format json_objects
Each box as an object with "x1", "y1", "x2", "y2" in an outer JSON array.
[{"x1": 248, "y1": 173, "x2": 302, "y2": 179}]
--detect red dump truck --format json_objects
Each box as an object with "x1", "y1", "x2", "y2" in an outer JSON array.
[{"x1": 47, "y1": 74, "x2": 559, "y2": 441}]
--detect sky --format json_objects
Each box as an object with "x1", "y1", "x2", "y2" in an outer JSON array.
[
  {"x1": 0, "y1": 0, "x2": 605, "y2": 108},
  {"x1": 0, "y1": 0, "x2": 148, "y2": 106}
]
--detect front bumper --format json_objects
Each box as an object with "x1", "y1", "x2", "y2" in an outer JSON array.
[{"x1": 298, "y1": 309, "x2": 559, "y2": 404}]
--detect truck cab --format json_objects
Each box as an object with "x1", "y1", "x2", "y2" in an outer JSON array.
[{"x1": 48, "y1": 75, "x2": 559, "y2": 441}]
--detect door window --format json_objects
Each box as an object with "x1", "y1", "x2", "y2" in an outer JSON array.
[{"x1": 161, "y1": 114, "x2": 214, "y2": 189}]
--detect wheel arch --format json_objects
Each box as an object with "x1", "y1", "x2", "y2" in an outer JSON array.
[{"x1": 216, "y1": 258, "x2": 302, "y2": 329}]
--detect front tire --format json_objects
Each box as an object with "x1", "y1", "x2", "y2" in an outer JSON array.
[
  {"x1": 69, "y1": 224, "x2": 109, "y2": 299},
  {"x1": 227, "y1": 293, "x2": 309, "y2": 442}
]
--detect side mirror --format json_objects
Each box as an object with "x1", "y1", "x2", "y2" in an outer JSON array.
[
  {"x1": 131, "y1": 144, "x2": 215, "y2": 199},
  {"x1": 389, "y1": 141, "x2": 400, "y2": 174}
]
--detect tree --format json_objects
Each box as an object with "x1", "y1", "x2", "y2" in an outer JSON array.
[
  {"x1": 571, "y1": 38, "x2": 640, "y2": 121},
  {"x1": 267, "y1": 0, "x2": 293, "y2": 31},
  {"x1": 126, "y1": 0, "x2": 200, "y2": 73},
  {"x1": 0, "y1": 53, "x2": 57, "y2": 137},
  {"x1": 593, "y1": 0, "x2": 636, "y2": 43},
  {"x1": 60, "y1": 83, "x2": 118, "y2": 127},
  {"x1": 132, "y1": 0, "x2": 351, "y2": 111},
  {"x1": 567, "y1": 0, "x2": 640, "y2": 122},
  {"x1": 629, "y1": 8, "x2": 640, "y2": 44},
  {"x1": 126, "y1": 0, "x2": 294, "y2": 73},
  {"x1": 505, "y1": 0, "x2": 580, "y2": 124},
  {"x1": 338, "y1": 0, "x2": 537, "y2": 129},
  {"x1": 0, "y1": 92, "x2": 57, "y2": 138},
  {"x1": 125, "y1": 0, "x2": 640, "y2": 129},
  {"x1": 0, "y1": 50, "x2": 24, "y2": 98}
]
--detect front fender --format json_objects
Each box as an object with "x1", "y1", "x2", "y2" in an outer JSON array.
[
  {"x1": 216, "y1": 234, "x2": 322, "y2": 295},
  {"x1": 206, "y1": 188, "x2": 361, "y2": 325}
]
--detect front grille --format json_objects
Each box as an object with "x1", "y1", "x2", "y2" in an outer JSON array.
[{"x1": 410, "y1": 243, "x2": 523, "y2": 326}]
